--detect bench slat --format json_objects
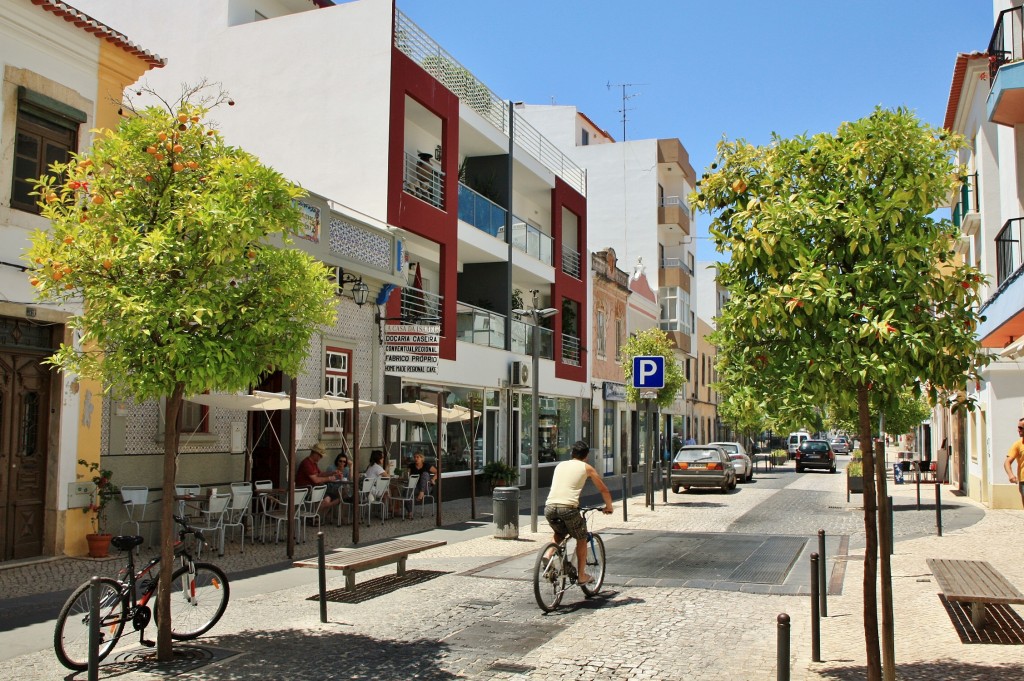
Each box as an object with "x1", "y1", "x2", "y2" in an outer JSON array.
[
  {"x1": 927, "y1": 558, "x2": 1024, "y2": 605},
  {"x1": 293, "y1": 539, "x2": 446, "y2": 571}
]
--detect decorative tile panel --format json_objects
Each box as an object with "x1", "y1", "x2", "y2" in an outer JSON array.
[{"x1": 329, "y1": 217, "x2": 393, "y2": 272}]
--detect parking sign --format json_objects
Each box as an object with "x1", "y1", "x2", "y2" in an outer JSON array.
[{"x1": 632, "y1": 355, "x2": 665, "y2": 389}]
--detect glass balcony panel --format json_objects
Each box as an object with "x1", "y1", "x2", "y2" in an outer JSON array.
[
  {"x1": 456, "y1": 301, "x2": 506, "y2": 348},
  {"x1": 457, "y1": 182, "x2": 506, "y2": 238}
]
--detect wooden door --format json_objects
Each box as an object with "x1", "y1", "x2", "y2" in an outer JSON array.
[
  {"x1": 249, "y1": 371, "x2": 282, "y2": 487},
  {"x1": 0, "y1": 353, "x2": 51, "y2": 560}
]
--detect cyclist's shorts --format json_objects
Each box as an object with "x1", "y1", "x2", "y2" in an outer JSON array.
[{"x1": 544, "y1": 505, "x2": 587, "y2": 541}]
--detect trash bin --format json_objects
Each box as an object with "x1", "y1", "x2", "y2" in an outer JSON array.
[{"x1": 493, "y1": 486, "x2": 520, "y2": 539}]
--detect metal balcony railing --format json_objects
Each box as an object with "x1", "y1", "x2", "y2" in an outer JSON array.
[
  {"x1": 457, "y1": 183, "x2": 506, "y2": 238},
  {"x1": 988, "y1": 7, "x2": 1024, "y2": 83},
  {"x1": 455, "y1": 301, "x2": 506, "y2": 349},
  {"x1": 401, "y1": 286, "x2": 443, "y2": 321},
  {"x1": 511, "y1": 319, "x2": 554, "y2": 359},
  {"x1": 394, "y1": 9, "x2": 586, "y2": 196},
  {"x1": 511, "y1": 216, "x2": 553, "y2": 265},
  {"x1": 952, "y1": 173, "x2": 979, "y2": 230},
  {"x1": 659, "y1": 195, "x2": 691, "y2": 214},
  {"x1": 561, "y1": 244, "x2": 581, "y2": 279},
  {"x1": 403, "y1": 151, "x2": 444, "y2": 209},
  {"x1": 995, "y1": 218, "x2": 1023, "y2": 287},
  {"x1": 660, "y1": 258, "x2": 694, "y2": 276},
  {"x1": 561, "y1": 333, "x2": 581, "y2": 366}
]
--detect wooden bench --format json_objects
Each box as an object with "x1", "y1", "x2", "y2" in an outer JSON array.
[
  {"x1": 294, "y1": 538, "x2": 446, "y2": 594},
  {"x1": 926, "y1": 558, "x2": 1024, "y2": 628}
]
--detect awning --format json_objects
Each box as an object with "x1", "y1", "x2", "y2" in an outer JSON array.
[{"x1": 186, "y1": 392, "x2": 377, "y2": 411}]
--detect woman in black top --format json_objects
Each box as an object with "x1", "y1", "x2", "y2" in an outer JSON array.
[{"x1": 406, "y1": 450, "x2": 437, "y2": 516}]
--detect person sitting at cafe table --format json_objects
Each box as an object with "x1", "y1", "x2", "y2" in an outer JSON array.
[
  {"x1": 296, "y1": 442, "x2": 343, "y2": 516},
  {"x1": 405, "y1": 450, "x2": 437, "y2": 517},
  {"x1": 364, "y1": 450, "x2": 390, "y2": 479},
  {"x1": 326, "y1": 452, "x2": 353, "y2": 502}
]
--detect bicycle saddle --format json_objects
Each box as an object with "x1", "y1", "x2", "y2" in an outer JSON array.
[{"x1": 111, "y1": 535, "x2": 145, "y2": 551}]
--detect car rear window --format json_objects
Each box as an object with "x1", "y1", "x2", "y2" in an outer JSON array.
[
  {"x1": 714, "y1": 443, "x2": 738, "y2": 453},
  {"x1": 802, "y1": 442, "x2": 829, "y2": 452},
  {"x1": 675, "y1": 449, "x2": 719, "y2": 462}
]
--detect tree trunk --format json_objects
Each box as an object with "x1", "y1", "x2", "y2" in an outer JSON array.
[
  {"x1": 856, "y1": 384, "x2": 882, "y2": 680},
  {"x1": 874, "y1": 436, "x2": 896, "y2": 680},
  {"x1": 156, "y1": 383, "x2": 184, "y2": 661}
]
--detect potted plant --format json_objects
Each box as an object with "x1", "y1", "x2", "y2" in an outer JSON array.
[
  {"x1": 847, "y1": 449, "x2": 865, "y2": 495},
  {"x1": 79, "y1": 458, "x2": 120, "y2": 557},
  {"x1": 771, "y1": 449, "x2": 789, "y2": 466},
  {"x1": 481, "y1": 460, "x2": 519, "y2": 491}
]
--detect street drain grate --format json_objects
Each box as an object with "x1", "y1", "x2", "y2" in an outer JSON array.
[
  {"x1": 442, "y1": 621, "x2": 561, "y2": 655},
  {"x1": 729, "y1": 536, "x2": 807, "y2": 583},
  {"x1": 309, "y1": 569, "x2": 450, "y2": 603},
  {"x1": 488, "y1": 661, "x2": 535, "y2": 674},
  {"x1": 110, "y1": 644, "x2": 242, "y2": 676}
]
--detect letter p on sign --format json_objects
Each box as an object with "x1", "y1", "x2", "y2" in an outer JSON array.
[{"x1": 632, "y1": 355, "x2": 665, "y2": 389}]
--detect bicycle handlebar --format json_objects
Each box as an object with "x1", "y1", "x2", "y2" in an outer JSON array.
[{"x1": 172, "y1": 514, "x2": 206, "y2": 543}]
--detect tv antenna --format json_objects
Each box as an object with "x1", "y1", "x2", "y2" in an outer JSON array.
[{"x1": 606, "y1": 81, "x2": 643, "y2": 141}]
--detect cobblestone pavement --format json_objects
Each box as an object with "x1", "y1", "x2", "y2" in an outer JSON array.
[{"x1": 3, "y1": 458, "x2": 1023, "y2": 680}]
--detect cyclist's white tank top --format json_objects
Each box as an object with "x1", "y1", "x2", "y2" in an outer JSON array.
[{"x1": 546, "y1": 459, "x2": 587, "y2": 507}]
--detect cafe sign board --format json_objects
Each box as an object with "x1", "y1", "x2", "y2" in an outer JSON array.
[{"x1": 383, "y1": 324, "x2": 440, "y2": 375}]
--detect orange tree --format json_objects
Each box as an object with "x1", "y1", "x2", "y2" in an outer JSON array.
[
  {"x1": 26, "y1": 94, "x2": 335, "y2": 659},
  {"x1": 692, "y1": 107, "x2": 987, "y2": 681}
]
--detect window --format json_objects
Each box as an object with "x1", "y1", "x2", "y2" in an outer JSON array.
[
  {"x1": 181, "y1": 397, "x2": 209, "y2": 434},
  {"x1": 595, "y1": 308, "x2": 606, "y2": 357},
  {"x1": 10, "y1": 89, "x2": 84, "y2": 214},
  {"x1": 581, "y1": 129, "x2": 589, "y2": 146},
  {"x1": 659, "y1": 286, "x2": 691, "y2": 332},
  {"x1": 324, "y1": 345, "x2": 352, "y2": 433},
  {"x1": 614, "y1": 318, "x2": 623, "y2": 361}
]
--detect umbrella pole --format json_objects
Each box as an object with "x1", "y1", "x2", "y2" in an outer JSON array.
[
  {"x1": 470, "y1": 399, "x2": 476, "y2": 520},
  {"x1": 436, "y1": 393, "x2": 443, "y2": 527},
  {"x1": 353, "y1": 383, "x2": 360, "y2": 545},
  {"x1": 286, "y1": 378, "x2": 297, "y2": 559}
]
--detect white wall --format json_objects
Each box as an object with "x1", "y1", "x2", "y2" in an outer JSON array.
[{"x1": 75, "y1": 0, "x2": 395, "y2": 219}]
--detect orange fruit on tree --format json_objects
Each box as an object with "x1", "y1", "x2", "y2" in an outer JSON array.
[
  {"x1": 91, "y1": 194, "x2": 104, "y2": 205},
  {"x1": 29, "y1": 277, "x2": 40, "y2": 287},
  {"x1": 172, "y1": 144, "x2": 184, "y2": 154},
  {"x1": 52, "y1": 271, "x2": 64, "y2": 282},
  {"x1": 46, "y1": 193, "x2": 58, "y2": 203},
  {"x1": 102, "y1": 259, "x2": 113, "y2": 271},
  {"x1": 178, "y1": 113, "x2": 188, "y2": 123},
  {"x1": 154, "y1": 152, "x2": 164, "y2": 161},
  {"x1": 63, "y1": 236, "x2": 74, "y2": 245},
  {"x1": 190, "y1": 115, "x2": 200, "y2": 123},
  {"x1": 146, "y1": 146, "x2": 157, "y2": 154},
  {"x1": 186, "y1": 161, "x2": 198, "y2": 169},
  {"x1": 172, "y1": 162, "x2": 184, "y2": 172}
]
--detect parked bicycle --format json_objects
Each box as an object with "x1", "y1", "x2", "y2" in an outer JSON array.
[
  {"x1": 533, "y1": 506, "x2": 607, "y2": 612},
  {"x1": 54, "y1": 515, "x2": 230, "y2": 671}
]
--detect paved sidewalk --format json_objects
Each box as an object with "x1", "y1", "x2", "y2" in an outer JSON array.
[{"x1": 2, "y1": 465, "x2": 1022, "y2": 679}]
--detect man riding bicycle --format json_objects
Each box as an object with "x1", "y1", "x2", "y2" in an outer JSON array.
[{"x1": 543, "y1": 440, "x2": 613, "y2": 584}]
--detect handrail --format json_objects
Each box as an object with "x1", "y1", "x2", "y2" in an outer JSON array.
[
  {"x1": 659, "y1": 195, "x2": 690, "y2": 213},
  {"x1": 403, "y1": 151, "x2": 445, "y2": 209},
  {"x1": 457, "y1": 183, "x2": 506, "y2": 237},
  {"x1": 561, "y1": 333, "x2": 581, "y2": 366},
  {"x1": 562, "y1": 244, "x2": 581, "y2": 279},
  {"x1": 988, "y1": 7, "x2": 1024, "y2": 83},
  {"x1": 455, "y1": 301, "x2": 506, "y2": 349},
  {"x1": 511, "y1": 216, "x2": 553, "y2": 265},
  {"x1": 394, "y1": 9, "x2": 586, "y2": 196},
  {"x1": 995, "y1": 217, "x2": 1023, "y2": 287},
  {"x1": 660, "y1": 258, "x2": 694, "y2": 276},
  {"x1": 401, "y1": 286, "x2": 443, "y2": 321}
]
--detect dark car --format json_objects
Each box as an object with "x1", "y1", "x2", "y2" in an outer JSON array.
[{"x1": 795, "y1": 439, "x2": 836, "y2": 473}]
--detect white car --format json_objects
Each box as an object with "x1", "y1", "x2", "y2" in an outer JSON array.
[{"x1": 708, "y1": 441, "x2": 753, "y2": 482}]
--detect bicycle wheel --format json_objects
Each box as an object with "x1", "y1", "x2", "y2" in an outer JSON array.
[
  {"x1": 580, "y1": 533, "x2": 606, "y2": 597},
  {"x1": 158, "y1": 563, "x2": 230, "y2": 639},
  {"x1": 533, "y1": 543, "x2": 566, "y2": 612},
  {"x1": 54, "y1": 577, "x2": 126, "y2": 671}
]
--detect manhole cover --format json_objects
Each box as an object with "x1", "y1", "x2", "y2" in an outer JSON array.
[
  {"x1": 729, "y1": 536, "x2": 807, "y2": 583},
  {"x1": 442, "y1": 621, "x2": 561, "y2": 655}
]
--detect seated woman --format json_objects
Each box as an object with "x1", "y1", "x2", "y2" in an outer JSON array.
[
  {"x1": 326, "y1": 452, "x2": 353, "y2": 502},
  {"x1": 405, "y1": 450, "x2": 437, "y2": 517},
  {"x1": 364, "y1": 450, "x2": 390, "y2": 479}
]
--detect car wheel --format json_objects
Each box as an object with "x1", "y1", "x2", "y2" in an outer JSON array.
[
  {"x1": 830, "y1": 464, "x2": 837, "y2": 474},
  {"x1": 720, "y1": 481, "x2": 729, "y2": 493},
  {"x1": 796, "y1": 465, "x2": 804, "y2": 473},
  {"x1": 672, "y1": 485, "x2": 680, "y2": 494},
  {"x1": 684, "y1": 485, "x2": 691, "y2": 491},
  {"x1": 729, "y1": 478, "x2": 737, "y2": 490}
]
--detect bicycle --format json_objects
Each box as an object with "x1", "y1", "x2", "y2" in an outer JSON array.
[
  {"x1": 54, "y1": 515, "x2": 230, "y2": 671},
  {"x1": 533, "y1": 506, "x2": 607, "y2": 612}
]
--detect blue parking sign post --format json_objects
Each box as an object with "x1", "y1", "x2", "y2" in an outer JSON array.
[{"x1": 633, "y1": 356, "x2": 664, "y2": 509}]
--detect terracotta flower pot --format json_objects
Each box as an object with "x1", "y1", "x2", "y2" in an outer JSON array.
[{"x1": 86, "y1": 533, "x2": 113, "y2": 558}]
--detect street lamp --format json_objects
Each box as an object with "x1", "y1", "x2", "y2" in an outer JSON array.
[{"x1": 512, "y1": 292, "x2": 558, "y2": 533}]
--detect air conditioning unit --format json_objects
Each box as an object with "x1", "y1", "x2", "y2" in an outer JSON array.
[{"x1": 510, "y1": 361, "x2": 530, "y2": 387}]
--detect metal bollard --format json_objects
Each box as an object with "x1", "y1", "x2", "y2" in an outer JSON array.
[
  {"x1": 87, "y1": 576, "x2": 100, "y2": 681},
  {"x1": 621, "y1": 474, "x2": 628, "y2": 522},
  {"x1": 817, "y1": 530, "x2": 827, "y2": 617},
  {"x1": 935, "y1": 482, "x2": 942, "y2": 537},
  {"x1": 810, "y1": 552, "x2": 821, "y2": 662},
  {"x1": 317, "y1": 532, "x2": 327, "y2": 623},
  {"x1": 915, "y1": 465, "x2": 921, "y2": 511},
  {"x1": 777, "y1": 613, "x2": 791, "y2": 681}
]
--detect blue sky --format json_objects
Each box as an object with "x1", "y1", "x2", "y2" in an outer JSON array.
[{"x1": 398, "y1": 0, "x2": 994, "y2": 261}]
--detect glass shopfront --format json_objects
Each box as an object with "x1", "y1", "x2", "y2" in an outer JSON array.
[{"x1": 520, "y1": 393, "x2": 578, "y2": 465}]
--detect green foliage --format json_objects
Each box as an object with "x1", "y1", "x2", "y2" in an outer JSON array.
[
  {"x1": 692, "y1": 107, "x2": 989, "y2": 415},
  {"x1": 26, "y1": 101, "x2": 336, "y2": 401},
  {"x1": 619, "y1": 328, "x2": 685, "y2": 408},
  {"x1": 827, "y1": 388, "x2": 932, "y2": 438},
  {"x1": 847, "y1": 461, "x2": 864, "y2": 477},
  {"x1": 78, "y1": 458, "x2": 119, "y2": 534},
  {"x1": 481, "y1": 460, "x2": 519, "y2": 487}
]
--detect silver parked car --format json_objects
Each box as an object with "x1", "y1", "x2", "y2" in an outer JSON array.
[
  {"x1": 829, "y1": 436, "x2": 851, "y2": 454},
  {"x1": 671, "y1": 445, "x2": 737, "y2": 493},
  {"x1": 708, "y1": 441, "x2": 753, "y2": 482}
]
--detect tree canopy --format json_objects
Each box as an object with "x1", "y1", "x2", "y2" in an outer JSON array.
[{"x1": 619, "y1": 327, "x2": 685, "y2": 408}]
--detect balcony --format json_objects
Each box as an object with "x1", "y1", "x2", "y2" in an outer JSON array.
[
  {"x1": 511, "y1": 216, "x2": 553, "y2": 265},
  {"x1": 658, "y1": 196, "x2": 691, "y2": 235},
  {"x1": 561, "y1": 333, "x2": 581, "y2": 366},
  {"x1": 458, "y1": 183, "x2": 506, "y2": 238},
  {"x1": 561, "y1": 244, "x2": 581, "y2": 279},
  {"x1": 987, "y1": 6, "x2": 1024, "y2": 126},
  {"x1": 511, "y1": 319, "x2": 554, "y2": 359},
  {"x1": 996, "y1": 218, "x2": 1023, "y2": 287},
  {"x1": 404, "y1": 151, "x2": 445, "y2": 209},
  {"x1": 401, "y1": 285, "x2": 443, "y2": 321},
  {"x1": 952, "y1": 173, "x2": 980, "y2": 236},
  {"x1": 659, "y1": 258, "x2": 692, "y2": 292},
  {"x1": 456, "y1": 301, "x2": 506, "y2": 349}
]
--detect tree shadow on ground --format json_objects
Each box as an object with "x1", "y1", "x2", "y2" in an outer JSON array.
[{"x1": 814, "y1": 659, "x2": 1024, "y2": 681}]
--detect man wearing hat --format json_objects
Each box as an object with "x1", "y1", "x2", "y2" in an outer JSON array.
[{"x1": 296, "y1": 442, "x2": 343, "y2": 515}]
